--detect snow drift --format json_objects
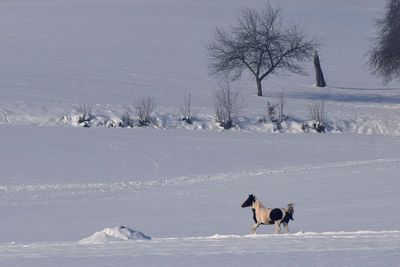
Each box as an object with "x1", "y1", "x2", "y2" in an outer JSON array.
[{"x1": 79, "y1": 226, "x2": 151, "y2": 244}]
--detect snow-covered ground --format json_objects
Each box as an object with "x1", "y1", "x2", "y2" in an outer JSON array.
[
  {"x1": 1, "y1": 127, "x2": 399, "y2": 266},
  {"x1": 2, "y1": 231, "x2": 399, "y2": 266},
  {"x1": 0, "y1": 0, "x2": 399, "y2": 266}
]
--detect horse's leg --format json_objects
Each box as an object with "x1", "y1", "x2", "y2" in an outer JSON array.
[
  {"x1": 274, "y1": 221, "x2": 281, "y2": 234},
  {"x1": 251, "y1": 223, "x2": 261, "y2": 234},
  {"x1": 283, "y1": 222, "x2": 289, "y2": 233}
]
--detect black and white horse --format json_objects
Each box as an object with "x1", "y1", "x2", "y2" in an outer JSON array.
[{"x1": 241, "y1": 194, "x2": 294, "y2": 234}]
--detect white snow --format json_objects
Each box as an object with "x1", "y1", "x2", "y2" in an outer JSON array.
[
  {"x1": 79, "y1": 226, "x2": 151, "y2": 244},
  {"x1": 0, "y1": 0, "x2": 399, "y2": 266},
  {"x1": 1, "y1": 231, "x2": 399, "y2": 266}
]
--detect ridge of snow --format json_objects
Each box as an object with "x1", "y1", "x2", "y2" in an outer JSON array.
[{"x1": 79, "y1": 226, "x2": 151, "y2": 244}]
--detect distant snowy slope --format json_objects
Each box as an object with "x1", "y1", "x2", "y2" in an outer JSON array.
[
  {"x1": 0, "y1": 0, "x2": 389, "y2": 106},
  {"x1": 1, "y1": 0, "x2": 399, "y2": 137}
]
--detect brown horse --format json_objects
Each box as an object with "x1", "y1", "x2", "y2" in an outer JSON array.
[{"x1": 241, "y1": 194, "x2": 294, "y2": 234}]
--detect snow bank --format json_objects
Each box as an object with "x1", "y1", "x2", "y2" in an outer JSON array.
[
  {"x1": 1, "y1": 100, "x2": 400, "y2": 136},
  {"x1": 79, "y1": 226, "x2": 151, "y2": 244}
]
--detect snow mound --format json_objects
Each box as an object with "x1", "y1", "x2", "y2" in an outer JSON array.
[{"x1": 79, "y1": 226, "x2": 151, "y2": 244}]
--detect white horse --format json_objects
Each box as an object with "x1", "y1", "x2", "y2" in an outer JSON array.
[{"x1": 241, "y1": 194, "x2": 294, "y2": 234}]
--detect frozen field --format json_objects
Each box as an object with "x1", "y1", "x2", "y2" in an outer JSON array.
[
  {"x1": 0, "y1": 0, "x2": 399, "y2": 266},
  {"x1": 1, "y1": 127, "x2": 399, "y2": 266}
]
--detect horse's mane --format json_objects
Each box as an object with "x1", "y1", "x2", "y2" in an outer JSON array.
[{"x1": 287, "y1": 203, "x2": 295, "y2": 214}]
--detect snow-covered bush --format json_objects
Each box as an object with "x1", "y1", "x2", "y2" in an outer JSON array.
[
  {"x1": 120, "y1": 107, "x2": 134, "y2": 127},
  {"x1": 304, "y1": 101, "x2": 326, "y2": 133},
  {"x1": 214, "y1": 80, "x2": 242, "y2": 129},
  {"x1": 76, "y1": 104, "x2": 94, "y2": 127},
  {"x1": 135, "y1": 97, "x2": 157, "y2": 127},
  {"x1": 264, "y1": 93, "x2": 286, "y2": 131}
]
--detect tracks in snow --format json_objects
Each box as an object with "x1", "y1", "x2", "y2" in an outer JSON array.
[{"x1": 1, "y1": 157, "x2": 399, "y2": 196}]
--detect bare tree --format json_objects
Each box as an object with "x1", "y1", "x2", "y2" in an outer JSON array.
[
  {"x1": 368, "y1": 0, "x2": 400, "y2": 83},
  {"x1": 207, "y1": 4, "x2": 320, "y2": 96},
  {"x1": 135, "y1": 97, "x2": 157, "y2": 127},
  {"x1": 214, "y1": 80, "x2": 242, "y2": 129}
]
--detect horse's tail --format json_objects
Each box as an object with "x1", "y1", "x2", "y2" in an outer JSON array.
[{"x1": 286, "y1": 203, "x2": 295, "y2": 220}]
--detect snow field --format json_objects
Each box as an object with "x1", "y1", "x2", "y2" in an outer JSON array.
[
  {"x1": 0, "y1": 127, "x2": 399, "y2": 266},
  {"x1": 1, "y1": 231, "x2": 399, "y2": 266}
]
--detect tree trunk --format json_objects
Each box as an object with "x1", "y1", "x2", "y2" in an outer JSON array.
[
  {"x1": 256, "y1": 78, "x2": 263, "y2": 96},
  {"x1": 314, "y1": 51, "x2": 326, "y2": 87}
]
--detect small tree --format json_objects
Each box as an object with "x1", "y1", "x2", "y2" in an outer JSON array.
[
  {"x1": 207, "y1": 4, "x2": 320, "y2": 96},
  {"x1": 135, "y1": 97, "x2": 157, "y2": 127},
  {"x1": 214, "y1": 80, "x2": 242, "y2": 129},
  {"x1": 266, "y1": 93, "x2": 286, "y2": 131},
  {"x1": 266, "y1": 102, "x2": 278, "y2": 122},
  {"x1": 368, "y1": 0, "x2": 400, "y2": 82}
]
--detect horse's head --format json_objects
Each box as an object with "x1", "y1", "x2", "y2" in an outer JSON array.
[{"x1": 241, "y1": 194, "x2": 256, "y2": 208}]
